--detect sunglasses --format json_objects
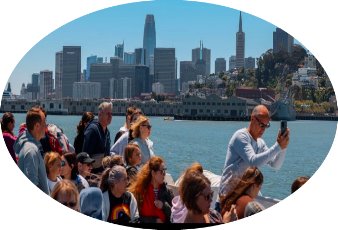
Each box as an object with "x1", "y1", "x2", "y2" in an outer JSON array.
[
  {"x1": 141, "y1": 124, "x2": 152, "y2": 129},
  {"x1": 199, "y1": 191, "x2": 214, "y2": 201},
  {"x1": 254, "y1": 116, "x2": 270, "y2": 129},
  {"x1": 156, "y1": 167, "x2": 167, "y2": 175},
  {"x1": 61, "y1": 160, "x2": 66, "y2": 167},
  {"x1": 61, "y1": 201, "x2": 77, "y2": 208}
]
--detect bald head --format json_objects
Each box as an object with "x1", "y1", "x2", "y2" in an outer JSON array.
[{"x1": 251, "y1": 105, "x2": 270, "y2": 119}]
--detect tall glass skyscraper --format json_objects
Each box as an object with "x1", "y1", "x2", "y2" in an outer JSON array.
[
  {"x1": 62, "y1": 46, "x2": 81, "y2": 99},
  {"x1": 143, "y1": 14, "x2": 156, "y2": 75}
]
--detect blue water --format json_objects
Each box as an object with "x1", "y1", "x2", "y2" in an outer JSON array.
[{"x1": 9, "y1": 113, "x2": 337, "y2": 200}]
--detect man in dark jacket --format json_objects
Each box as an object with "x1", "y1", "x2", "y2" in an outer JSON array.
[{"x1": 83, "y1": 101, "x2": 112, "y2": 173}]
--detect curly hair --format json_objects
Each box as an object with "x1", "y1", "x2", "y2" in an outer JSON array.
[
  {"x1": 220, "y1": 167, "x2": 263, "y2": 215},
  {"x1": 128, "y1": 156, "x2": 164, "y2": 208}
]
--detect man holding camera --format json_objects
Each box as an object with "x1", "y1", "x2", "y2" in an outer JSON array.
[{"x1": 216, "y1": 105, "x2": 290, "y2": 210}]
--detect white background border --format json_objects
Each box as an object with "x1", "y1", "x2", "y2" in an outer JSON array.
[{"x1": 1, "y1": 0, "x2": 337, "y2": 229}]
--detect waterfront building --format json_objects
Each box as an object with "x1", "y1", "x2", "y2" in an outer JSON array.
[
  {"x1": 86, "y1": 55, "x2": 98, "y2": 81},
  {"x1": 55, "y1": 52, "x2": 63, "y2": 99},
  {"x1": 135, "y1": 48, "x2": 146, "y2": 65},
  {"x1": 236, "y1": 12, "x2": 245, "y2": 69},
  {"x1": 229, "y1": 55, "x2": 236, "y2": 71},
  {"x1": 154, "y1": 48, "x2": 176, "y2": 94},
  {"x1": 115, "y1": 42, "x2": 124, "y2": 60},
  {"x1": 62, "y1": 46, "x2": 81, "y2": 99},
  {"x1": 215, "y1": 58, "x2": 226, "y2": 74},
  {"x1": 244, "y1": 57, "x2": 255, "y2": 69},
  {"x1": 39, "y1": 70, "x2": 53, "y2": 100},
  {"x1": 143, "y1": 14, "x2": 156, "y2": 74},
  {"x1": 73, "y1": 82, "x2": 101, "y2": 100},
  {"x1": 192, "y1": 41, "x2": 211, "y2": 76},
  {"x1": 124, "y1": 52, "x2": 135, "y2": 65},
  {"x1": 180, "y1": 94, "x2": 257, "y2": 118},
  {"x1": 273, "y1": 27, "x2": 294, "y2": 54}
]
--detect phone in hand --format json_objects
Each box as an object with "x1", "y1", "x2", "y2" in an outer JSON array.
[{"x1": 281, "y1": 120, "x2": 287, "y2": 136}]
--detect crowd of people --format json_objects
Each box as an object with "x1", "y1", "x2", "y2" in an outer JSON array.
[{"x1": 1, "y1": 103, "x2": 310, "y2": 227}]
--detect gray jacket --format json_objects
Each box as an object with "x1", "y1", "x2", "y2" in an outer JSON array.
[{"x1": 14, "y1": 130, "x2": 49, "y2": 195}]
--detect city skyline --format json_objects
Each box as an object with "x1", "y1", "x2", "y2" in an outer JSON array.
[{"x1": 7, "y1": 0, "x2": 293, "y2": 95}]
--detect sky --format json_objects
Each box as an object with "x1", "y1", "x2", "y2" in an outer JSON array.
[{"x1": 7, "y1": 0, "x2": 283, "y2": 95}]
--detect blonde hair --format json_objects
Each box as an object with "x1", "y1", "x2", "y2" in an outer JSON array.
[
  {"x1": 130, "y1": 115, "x2": 149, "y2": 138},
  {"x1": 44, "y1": 151, "x2": 61, "y2": 175},
  {"x1": 51, "y1": 179, "x2": 79, "y2": 210}
]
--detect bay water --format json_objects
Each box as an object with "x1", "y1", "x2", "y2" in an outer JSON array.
[{"x1": 10, "y1": 113, "x2": 337, "y2": 200}]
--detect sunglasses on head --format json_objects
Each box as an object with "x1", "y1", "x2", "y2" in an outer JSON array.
[{"x1": 254, "y1": 116, "x2": 270, "y2": 128}]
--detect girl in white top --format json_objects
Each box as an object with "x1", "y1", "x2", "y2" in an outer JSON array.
[{"x1": 44, "y1": 151, "x2": 63, "y2": 192}]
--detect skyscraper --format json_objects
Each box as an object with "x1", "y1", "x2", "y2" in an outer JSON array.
[
  {"x1": 55, "y1": 51, "x2": 63, "y2": 99},
  {"x1": 245, "y1": 57, "x2": 255, "y2": 69},
  {"x1": 86, "y1": 55, "x2": 97, "y2": 81},
  {"x1": 154, "y1": 48, "x2": 176, "y2": 94},
  {"x1": 273, "y1": 27, "x2": 294, "y2": 54},
  {"x1": 62, "y1": 46, "x2": 81, "y2": 98},
  {"x1": 115, "y1": 42, "x2": 124, "y2": 59},
  {"x1": 192, "y1": 41, "x2": 211, "y2": 76},
  {"x1": 39, "y1": 70, "x2": 53, "y2": 99},
  {"x1": 31, "y1": 73, "x2": 39, "y2": 100},
  {"x1": 143, "y1": 14, "x2": 156, "y2": 75},
  {"x1": 215, "y1": 58, "x2": 226, "y2": 74},
  {"x1": 124, "y1": 52, "x2": 135, "y2": 65},
  {"x1": 135, "y1": 48, "x2": 146, "y2": 65},
  {"x1": 229, "y1": 55, "x2": 236, "y2": 71},
  {"x1": 236, "y1": 12, "x2": 245, "y2": 69}
]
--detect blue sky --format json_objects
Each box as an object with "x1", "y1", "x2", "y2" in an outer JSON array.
[{"x1": 9, "y1": 0, "x2": 285, "y2": 95}]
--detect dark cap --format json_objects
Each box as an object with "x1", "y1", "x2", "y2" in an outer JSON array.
[{"x1": 77, "y1": 152, "x2": 95, "y2": 164}]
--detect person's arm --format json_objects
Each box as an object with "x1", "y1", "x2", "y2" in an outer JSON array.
[
  {"x1": 162, "y1": 186, "x2": 174, "y2": 222},
  {"x1": 147, "y1": 139, "x2": 155, "y2": 157},
  {"x1": 110, "y1": 132, "x2": 128, "y2": 156},
  {"x1": 234, "y1": 132, "x2": 281, "y2": 167},
  {"x1": 235, "y1": 195, "x2": 253, "y2": 219},
  {"x1": 101, "y1": 192, "x2": 109, "y2": 222},
  {"x1": 129, "y1": 192, "x2": 140, "y2": 222},
  {"x1": 22, "y1": 147, "x2": 39, "y2": 186},
  {"x1": 82, "y1": 126, "x2": 96, "y2": 155},
  {"x1": 264, "y1": 129, "x2": 289, "y2": 169}
]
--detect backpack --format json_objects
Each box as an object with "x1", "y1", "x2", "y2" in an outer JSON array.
[{"x1": 45, "y1": 123, "x2": 72, "y2": 155}]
